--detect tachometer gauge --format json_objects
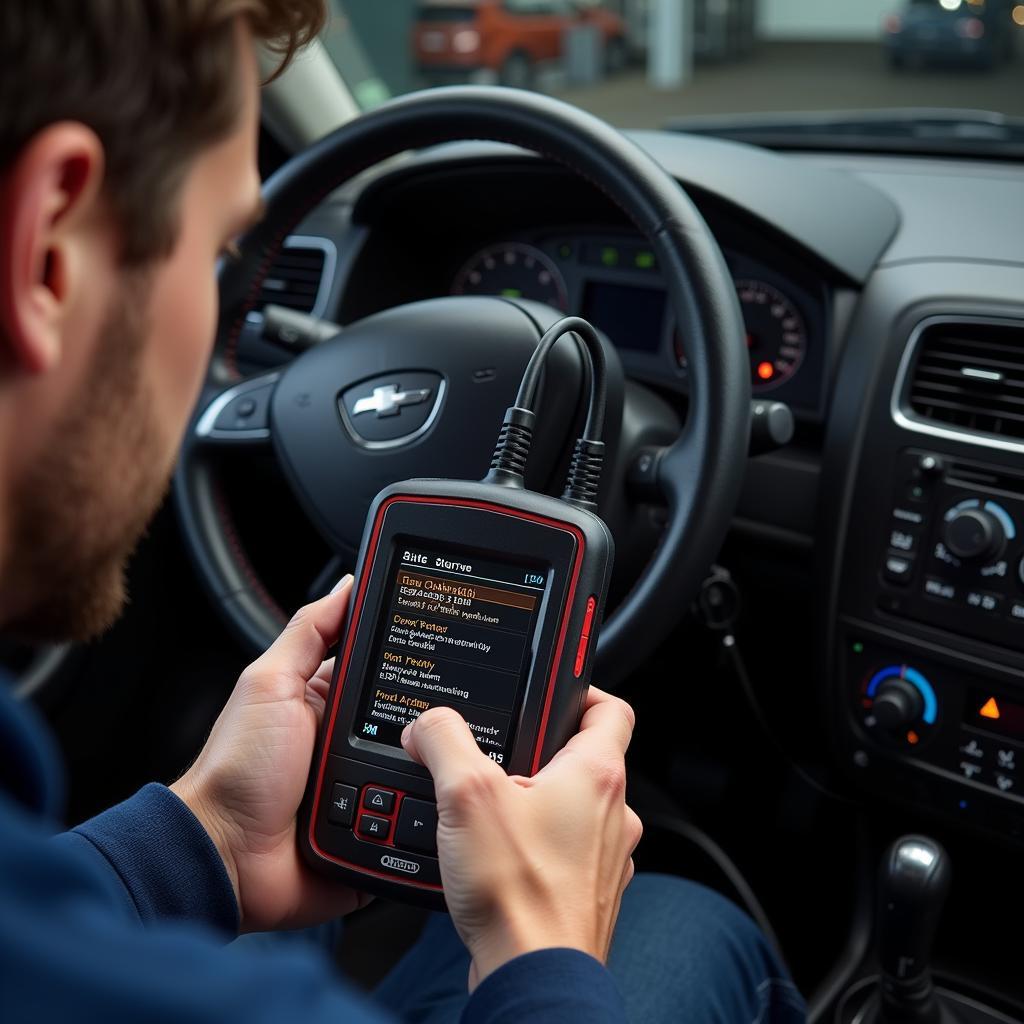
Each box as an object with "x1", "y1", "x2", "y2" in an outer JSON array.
[
  {"x1": 735, "y1": 279, "x2": 807, "y2": 392},
  {"x1": 452, "y1": 243, "x2": 568, "y2": 311}
]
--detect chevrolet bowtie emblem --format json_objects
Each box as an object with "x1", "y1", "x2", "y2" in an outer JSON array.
[{"x1": 352, "y1": 383, "x2": 432, "y2": 418}]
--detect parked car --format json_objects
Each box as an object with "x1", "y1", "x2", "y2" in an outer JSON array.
[
  {"x1": 883, "y1": 0, "x2": 1016, "y2": 70},
  {"x1": 413, "y1": 0, "x2": 627, "y2": 87}
]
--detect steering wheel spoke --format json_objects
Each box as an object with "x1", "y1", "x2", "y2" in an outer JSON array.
[{"x1": 192, "y1": 371, "x2": 280, "y2": 449}]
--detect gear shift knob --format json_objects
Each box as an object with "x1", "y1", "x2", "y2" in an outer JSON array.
[{"x1": 877, "y1": 835, "x2": 951, "y2": 1024}]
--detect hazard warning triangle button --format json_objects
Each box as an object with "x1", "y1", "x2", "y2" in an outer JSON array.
[{"x1": 980, "y1": 697, "x2": 1001, "y2": 720}]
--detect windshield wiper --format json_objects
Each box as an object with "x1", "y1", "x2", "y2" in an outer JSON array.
[{"x1": 664, "y1": 108, "x2": 1024, "y2": 159}]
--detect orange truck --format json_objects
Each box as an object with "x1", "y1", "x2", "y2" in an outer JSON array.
[{"x1": 414, "y1": 0, "x2": 628, "y2": 88}]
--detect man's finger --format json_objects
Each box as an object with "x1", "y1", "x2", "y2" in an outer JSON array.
[
  {"x1": 247, "y1": 576, "x2": 353, "y2": 684},
  {"x1": 557, "y1": 689, "x2": 635, "y2": 762},
  {"x1": 402, "y1": 706, "x2": 498, "y2": 795}
]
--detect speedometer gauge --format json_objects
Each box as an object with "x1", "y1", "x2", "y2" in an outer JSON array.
[
  {"x1": 735, "y1": 279, "x2": 807, "y2": 392},
  {"x1": 452, "y1": 243, "x2": 568, "y2": 311}
]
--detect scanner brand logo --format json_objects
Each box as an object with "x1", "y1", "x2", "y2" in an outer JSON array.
[
  {"x1": 352, "y1": 384, "x2": 432, "y2": 419},
  {"x1": 380, "y1": 854, "x2": 420, "y2": 875}
]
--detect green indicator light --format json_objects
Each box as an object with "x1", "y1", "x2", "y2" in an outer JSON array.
[
  {"x1": 853, "y1": 642, "x2": 864, "y2": 654},
  {"x1": 559, "y1": 244, "x2": 572, "y2": 259},
  {"x1": 601, "y1": 246, "x2": 619, "y2": 267},
  {"x1": 500, "y1": 288, "x2": 523, "y2": 298},
  {"x1": 635, "y1": 250, "x2": 656, "y2": 269}
]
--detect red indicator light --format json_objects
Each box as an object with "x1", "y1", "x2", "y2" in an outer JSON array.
[
  {"x1": 757, "y1": 361, "x2": 775, "y2": 381},
  {"x1": 907, "y1": 730, "x2": 920, "y2": 745}
]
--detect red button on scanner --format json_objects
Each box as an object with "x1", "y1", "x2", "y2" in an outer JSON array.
[{"x1": 573, "y1": 596, "x2": 597, "y2": 678}]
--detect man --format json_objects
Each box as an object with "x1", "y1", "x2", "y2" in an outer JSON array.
[{"x1": 0, "y1": 3, "x2": 806, "y2": 1021}]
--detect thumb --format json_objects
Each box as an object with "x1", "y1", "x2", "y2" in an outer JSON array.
[
  {"x1": 247, "y1": 576, "x2": 353, "y2": 684},
  {"x1": 402, "y1": 706, "x2": 498, "y2": 791}
]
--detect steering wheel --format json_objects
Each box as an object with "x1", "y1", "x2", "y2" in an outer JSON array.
[{"x1": 174, "y1": 87, "x2": 750, "y2": 687}]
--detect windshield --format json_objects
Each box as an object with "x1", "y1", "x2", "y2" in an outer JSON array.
[{"x1": 322, "y1": 0, "x2": 1024, "y2": 151}]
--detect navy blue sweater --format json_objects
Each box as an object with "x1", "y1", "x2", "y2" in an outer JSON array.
[{"x1": 0, "y1": 680, "x2": 626, "y2": 1022}]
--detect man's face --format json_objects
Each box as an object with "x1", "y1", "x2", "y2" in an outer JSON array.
[{"x1": 2, "y1": 23, "x2": 264, "y2": 642}]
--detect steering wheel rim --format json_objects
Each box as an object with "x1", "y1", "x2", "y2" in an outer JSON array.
[{"x1": 175, "y1": 86, "x2": 750, "y2": 686}]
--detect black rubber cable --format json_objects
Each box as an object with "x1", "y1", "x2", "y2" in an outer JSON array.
[
  {"x1": 645, "y1": 813, "x2": 789, "y2": 971},
  {"x1": 515, "y1": 316, "x2": 607, "y2": 443}
]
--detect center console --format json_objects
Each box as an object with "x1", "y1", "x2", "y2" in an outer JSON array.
[{"x1": 829, "y1": 311, "x2": 1024, "y2": 844}]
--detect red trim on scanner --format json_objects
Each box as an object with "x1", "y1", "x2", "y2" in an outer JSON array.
[{"x1": 308, "y1": 494, "x2": 586, "y2": 885}]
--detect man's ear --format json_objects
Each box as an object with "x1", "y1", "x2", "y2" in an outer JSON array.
[{"x1": 0, "y1": 123, "x2": 105, "y2": 375}]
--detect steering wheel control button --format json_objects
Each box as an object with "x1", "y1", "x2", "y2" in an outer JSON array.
[
  {"x1": 212, "y1": 385, "x2": 272, "y2": 430},
  {"x1": 883, "y1": 554, "x2": 915, "y2": 586},
  {"x1": 395, "y1": 798, "x2": 438, "y2": 855},
  {"x1": 363, "y1": 787, "x2": 396, "y2": 814},
  {"x1": 357, "y1": 814, "x2": 392, "y2": 842},
  {"x1": 328, "y1": 784, "x2": 358, "y2": 828},
  {"x1": 199, "y1": 375, "x2": 278, "y2": 439}
]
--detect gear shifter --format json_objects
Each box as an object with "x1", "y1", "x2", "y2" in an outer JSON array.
[
  {"x1": 840, "y1": 835, "x2": 1016, "y2": 1024},
  {"x1": 875, "y1": 835, "x2": 953, "y2": 1024}
]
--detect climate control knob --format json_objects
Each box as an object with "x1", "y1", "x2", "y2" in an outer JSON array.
[
  {"x1": 872, "y1": 678, "x2": 924, "y2": 733},
  {"x1": 943, "y1": 508, "x2": 1005, "y2": 562}
]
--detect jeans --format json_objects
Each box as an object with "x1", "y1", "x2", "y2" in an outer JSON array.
[{"x1": 372, "y1": 873, "x2": 806, "y2": 1024}]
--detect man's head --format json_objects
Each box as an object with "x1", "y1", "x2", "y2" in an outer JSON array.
[{"x1": 0, "y1": 1, "x2": 324, "y2": 643}]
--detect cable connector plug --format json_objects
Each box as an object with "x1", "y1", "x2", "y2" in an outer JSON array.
[
  {"x1": 561, "y1": 437, "x2": 605, "y2": 511},
  {"x1": 484, "y1": 406, "x2": 535, "y2": 488}
]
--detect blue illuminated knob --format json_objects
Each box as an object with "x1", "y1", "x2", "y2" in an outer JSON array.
[
  {"x1": 874, "y1": 678, "x2": 923, "y2": 733},
  {"x1": 944, "y1": 508, "x2": 1004, "y2": 562},
  {"x1": 867, "y1": 666, "x2": 938, "y2": 736}
]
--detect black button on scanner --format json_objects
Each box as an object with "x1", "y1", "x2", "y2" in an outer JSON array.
[
  {"x1": 363, "y1": 787, "x2": 396, "y2": 814},
  {"x1": 328, "y1": 784, "x2": 357, "y2": 828},
  {"x1": 357, "y1": 814, "x2": 391, "y2": 842},
  {"x1": 395, "y1": 798, "x2": 438, "y2": 855}
]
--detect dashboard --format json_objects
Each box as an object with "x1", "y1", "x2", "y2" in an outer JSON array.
[
  {"x1": 231, "y1": 132, "x2": 1024, "y2": 854},
  {"x1": 321, "y1": 158, "x2": 840, "y2": 422},
  {"x1": 446, "y1": 231, "x2": 828, "y2": 416}
]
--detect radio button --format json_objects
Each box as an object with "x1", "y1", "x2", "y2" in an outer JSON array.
[
  {"x1": 883, "y1": 554, "x2": 914, "y2": 586},
  {"x1": 924, "y1": 577, "x2": 956, "y2": 602},
  {"x1": 364, "y1": 787, "x2": 396, "y2": 814},
  {"x1": 965, "y1": 590, "x2": 1004, "y2": 614},
  {"x1": 357, "y1": 814, "x2": 391, "y2": 841},
  {"x1": 395, "y1": 798, "x2": 438, "y2": 854},
  {"x1": 893, "y1": 507, "x2": 926, "y2": 526},
  {"x1": 328, "y1": 783, "x2": 358, "y2": 828},
  {"x1": 888, "y1": 528, "x2": 919, "y2": 554}
]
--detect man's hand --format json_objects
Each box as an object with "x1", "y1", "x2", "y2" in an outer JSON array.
[
  {"x1": 402, "y1": 687, "x2": 642, "y2": 989},
  {"x1": 170, "y1": 578, "x2": 370, "y2": 933}
]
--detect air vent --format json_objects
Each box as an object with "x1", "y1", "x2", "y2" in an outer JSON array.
[
  {"x1": 256, "y1": 236, "x2": 334, "y2": 317},
  {"x1": 900, "y1": 318, "x2": 1024, "y2": 446}
]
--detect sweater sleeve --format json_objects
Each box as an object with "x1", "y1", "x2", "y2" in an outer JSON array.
[
  {"x1": 54, "y1": 782, "x2": 239, "y2": 936},
  {"x1": 463, "y1": 949, "x2": 627, "y2": 1024}
]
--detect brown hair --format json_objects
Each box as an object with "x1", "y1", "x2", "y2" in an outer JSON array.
[{"x1": 0, "y1": 1, "x2": 326, "y2": 263}]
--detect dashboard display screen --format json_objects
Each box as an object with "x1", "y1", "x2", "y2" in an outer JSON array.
[
  {"x1": 353, "y1": 541, "x2": 548, "y2": 765},
  {"x1": 582, "y1": 281, "x2": 667, "y2": 353}
]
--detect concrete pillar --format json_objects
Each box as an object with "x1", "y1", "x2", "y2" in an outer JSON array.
[{"x1": 648, "y1": 0, "x2": 694, "y2": 89}]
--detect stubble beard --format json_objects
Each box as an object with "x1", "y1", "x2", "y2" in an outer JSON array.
[{"x1": 3, "y1": 271, "x2": 176, "y2": 644}]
